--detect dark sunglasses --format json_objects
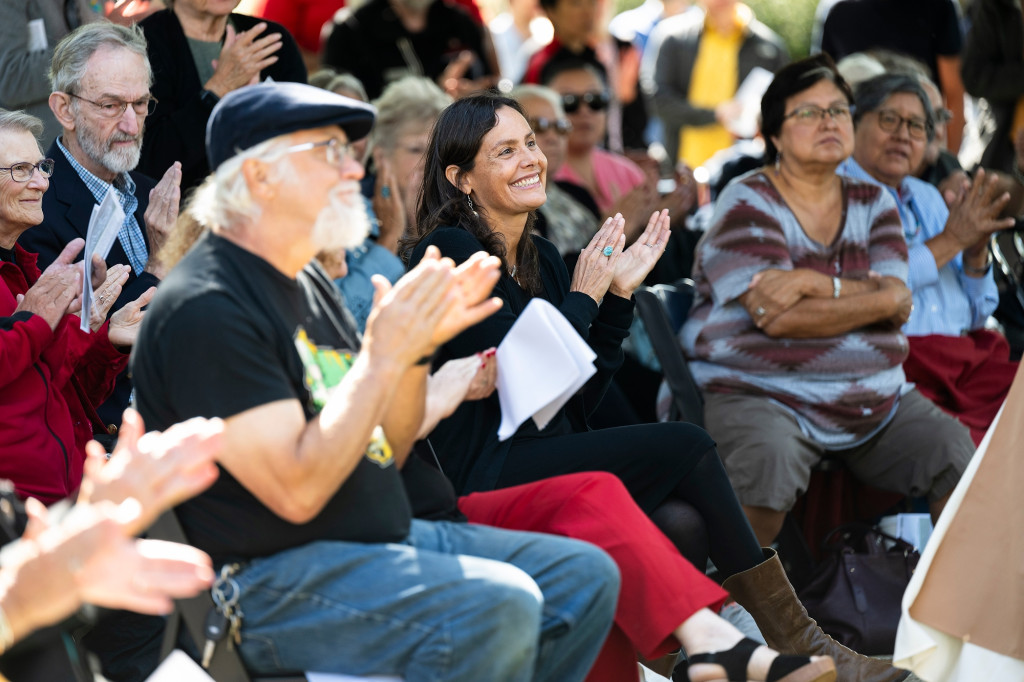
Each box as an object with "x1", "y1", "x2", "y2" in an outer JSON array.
[
  {"x1": 561, "y1": 91, "x2": 610, "y2": 114},
  {"x1": 529, "y1": 116, "x2": 572, "y2": 136}
]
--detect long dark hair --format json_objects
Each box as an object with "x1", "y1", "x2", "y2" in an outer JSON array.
[{"x1": 401, "y1": 92, "x2": 542, "y2": 296}]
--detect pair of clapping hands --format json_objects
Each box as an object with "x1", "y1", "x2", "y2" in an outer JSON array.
[
  {"x1": 571, "y1": 210, "x2": 672, "y2": 304},
  {"x1": 12, "y1": 239, "x2": 155, "y2": 347},
  {"x1": 0, "y1": 410, "x2": 223, "y2": 646}
]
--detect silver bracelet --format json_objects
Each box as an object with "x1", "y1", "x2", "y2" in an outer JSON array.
[
  {"x1": 832, "y1": 276, "x2": 841, "y2": 299},
  {"x1": 963, "y1": 253, "x2": 992, "y2": 276}
]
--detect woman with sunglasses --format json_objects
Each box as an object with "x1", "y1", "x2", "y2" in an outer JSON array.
[
  {"x1": 543, "y1": 61, "x2": 652, "y2": 217},
  {"x1": 406, "y1": 90, "x2": 903, "y2": 682}
]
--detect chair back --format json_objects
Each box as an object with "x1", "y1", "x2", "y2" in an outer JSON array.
[{"x1": 634, "y1": 279, "x2": 704, "y2": 427}]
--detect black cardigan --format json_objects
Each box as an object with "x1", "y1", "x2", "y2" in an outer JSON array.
[
  {"x1": 138, "y1": 10, "x2": 307, "y2": 194},
  {"x1": 408, "y1": 226, "x2": 635, "y2": 494}
]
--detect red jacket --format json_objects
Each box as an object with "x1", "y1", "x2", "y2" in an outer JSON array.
[{"x1": 0, "y1": 246, "x2": 127, "y2": 504}]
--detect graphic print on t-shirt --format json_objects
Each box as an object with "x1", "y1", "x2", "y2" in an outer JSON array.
[{"x1": 294, "y1": 327, "x2": 394, "y2": 469}]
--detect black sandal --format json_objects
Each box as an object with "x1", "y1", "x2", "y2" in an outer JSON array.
[{"x1": 683, "y1": 637, "x2": 837, "y2": 682}]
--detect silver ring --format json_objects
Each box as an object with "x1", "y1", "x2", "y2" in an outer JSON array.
[
  {"x1": 755, "y1": 306, "x2": 766, "y2": 316},
  {"x1": 602, "y1": 246, "x2": 614, "y2": 257}
]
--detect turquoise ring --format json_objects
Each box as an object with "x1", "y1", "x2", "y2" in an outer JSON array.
[{"x1": 602, "y1": 246, "x2": 614, "y2": 257}]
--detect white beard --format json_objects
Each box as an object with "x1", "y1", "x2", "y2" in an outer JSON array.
[
  {"x1": 76, "y1": 119, "x2": 142, "y2": 175},
  {"x1": 310, "y1": 181, "x2": 371, "y2": 252}
]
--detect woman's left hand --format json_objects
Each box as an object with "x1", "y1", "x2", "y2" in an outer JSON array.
[
  {"x1": 608, "y1": 209, "x2": 671, "y2": 298},
  {"x1": 86, "y1": 264, "x2": 131, "y2": 331},
  {"x1": 108, "y1": 287, "x2": 156, "y2": 349}
]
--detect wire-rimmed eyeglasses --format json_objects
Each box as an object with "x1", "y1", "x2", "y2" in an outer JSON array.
[
  {"x1": 284, "y1": 138, "x2": 355, "y2": 167},
  {"x1": 0, "y1": 159, "x2": 55, "y2": 183},
  {"x1": 68, "y1": 93, "x2": 158, "y2": 118}
]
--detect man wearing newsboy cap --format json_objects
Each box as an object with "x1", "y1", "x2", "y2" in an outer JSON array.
[{"x1": 130, "y1": 82, "x2": 618, "y2": 680}]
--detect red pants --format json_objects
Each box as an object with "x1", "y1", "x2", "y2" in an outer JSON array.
[
  {"x1": 905, "y1": 330, "x2": 1017, "y2": 445},
  {"x1": 459, "y1": 472, "x2": 727, "y2": 682}
]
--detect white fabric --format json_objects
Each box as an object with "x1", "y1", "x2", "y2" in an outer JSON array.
[{"x1": 893, "y1": 402, "x2": 1024, "y2": 680}]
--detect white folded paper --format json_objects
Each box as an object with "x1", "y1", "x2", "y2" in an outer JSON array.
[
  {"x1": 80, "y1": 186, "x2": 126, "y2": 332},
  {"x1": 495, "y1": 298, "x2": 596, "y2": 440},
  {"x1": 730, "y1": 66, "x2": 775, "y2": 139}
]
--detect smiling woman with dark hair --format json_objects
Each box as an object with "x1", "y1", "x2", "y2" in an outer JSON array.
[{"x1": 402, "y1": 90, "x2": 907, "y2": 682}]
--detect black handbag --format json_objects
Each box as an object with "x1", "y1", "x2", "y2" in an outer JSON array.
[{"x1": 798, "y1": 523, "x2": 920, "y2": 655}]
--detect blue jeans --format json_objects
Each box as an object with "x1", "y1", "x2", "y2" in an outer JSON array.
[{"x1": 232, "y1": 519, "x2": 619, "y2": 682}]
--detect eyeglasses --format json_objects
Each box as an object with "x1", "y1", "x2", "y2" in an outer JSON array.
[
  {"x1": 284, "y1": 138, "x2": 354, "y2": 167},
  {"x1": 68, "y1": 93, "x2": 158, "y2": 118},
  {"x1": 934, "y1": 107, "x2": 953, "y2": 124},
  {"x1": 0, "y1": 159, "x2": 55, "y2": 183},
  {"x1": 783, "y1": 105, "x2": 852, "y2": 124},
  {"x1": 561, "y1": 91, "x2": 610, "y2": 114},
  {"x1": 874, "y1": 109, "x2": 931, "y2": 140},
  {"x1": 529, "y1": 116, "x2": 572, "y2": 136}
]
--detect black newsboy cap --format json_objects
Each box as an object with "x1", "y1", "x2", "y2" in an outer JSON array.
[{"x1": 206, "y1": 82, "x2": 376, "y2": 171}]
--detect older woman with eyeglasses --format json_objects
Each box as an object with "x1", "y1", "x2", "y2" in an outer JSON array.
[
  {"x1": 837, "y1": 73, "x2": 1017, "y2": 446},
  {"x1": 0, "y1": 109, "x2": 151, "y2": 505},
  {"x1": 684, "y1": 60, "x2": 974, "y2": 669}
]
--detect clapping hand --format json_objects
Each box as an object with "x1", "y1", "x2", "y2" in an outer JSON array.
[
  {"x1": 79, "y1": 408, "x2": 222, "y2": 536},
  {"x1": 608, "y1": 209, "x2": 671, "y2": 299},
  {"x1": 85, "y1": 264, "x2": 131, "y2": 331},
  {"x1": 108, "y1": 286, "x2": 156, "y2": 348},
  {"x1": 14, "y1": 239, "x2": 85, "y2": 331},
  {"x1": 426, "y1": 248, "x2": 502, "y2": 347},
  {"x1": 572, "y1": 214, "x2": 626, "y2": 303},
  {"x1": 206, "y1": 23, "x2": 282, "y2": 97}
]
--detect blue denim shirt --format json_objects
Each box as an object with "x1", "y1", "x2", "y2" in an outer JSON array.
[
  {"x1": 839, "y1": 158, "x2": 998, "y2": 336},
  {"x1": 336, "y1": 197, "x2": 405, "y2": 332}
]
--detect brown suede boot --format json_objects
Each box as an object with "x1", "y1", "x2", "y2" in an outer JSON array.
[{"x1": 722, "y1": 549, "x2": 909, "y2": 682}]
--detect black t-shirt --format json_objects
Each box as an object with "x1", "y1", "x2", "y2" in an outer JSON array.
[
  {"x1": 820, "y1": 0, "x2": 962, "y2": 85},
  {"x1": 132, "y1": 233, "x2": 412, "y2": 563},
  {"x1": 323, "y1": 0, "x2": 493, "y2": 100}
]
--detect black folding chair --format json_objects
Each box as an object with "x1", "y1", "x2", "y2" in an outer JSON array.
[{"x1": 633, "y1": 279, "x2": 704, "y2": 427}]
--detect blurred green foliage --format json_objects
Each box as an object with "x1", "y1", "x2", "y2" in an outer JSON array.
[
  {"x1": 745, "y1": 0, "x2": 817, "y2": 59},
  {"x1": 611, "y1": 0, "x2": 820, "y2": 59}
]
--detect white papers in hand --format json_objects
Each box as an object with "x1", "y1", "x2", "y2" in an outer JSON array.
[
  {"x1": 731, "y1": 66, "x2": 775, "y2": 139},
  {"x1": 495, "y1": 298, "x2": 596, "y2": 440},
  {"x1": 80, "y1": 186, "x2": 126, "y2": 332}
]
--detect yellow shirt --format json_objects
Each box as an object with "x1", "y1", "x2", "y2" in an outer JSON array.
[{"x1": 679, "y1": 6, "x2": 749, "y2": 168}]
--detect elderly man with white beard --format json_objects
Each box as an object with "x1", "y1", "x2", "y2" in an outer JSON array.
[
  {"x1": 18, "y1": 22, "x2": 182, "y2": 432},
  {"x1": 128, "y1": 81, "x2": 619, "y2": 681}
]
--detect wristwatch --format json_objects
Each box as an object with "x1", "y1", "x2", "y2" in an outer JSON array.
[{"x1": 200, "y1": 89, "x2": 221, "y2": 110}]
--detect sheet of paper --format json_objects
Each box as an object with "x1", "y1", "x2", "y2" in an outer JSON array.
[
  {"x1": 731, "y1": 66, "x2": 775, "y2": 139},
  {"x1": 495, "y1": 298, "x2": 596, "y2": 440},
  {"x1": 144, "y1": 650, "x2": 215, "y2": 681},
  {"x1": 80, "y1": 187, "x2": 126, "y2": 331}
]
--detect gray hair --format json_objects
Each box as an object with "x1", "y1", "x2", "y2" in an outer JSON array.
[
  {"x1": 0, "y1": 109, "x2": 45, "y2": 148},
  {"x1": 326, "y1": 74, "x2": 369, "y2": 102},
  {"x1": 370, "y1": 76, "x2": 451, "y2": 152},
  {"x1": 188, "y1": 138, "x2": 293, "y2": 233},
  {"x1": 853, "y1": 73, "x2": 936, "y2": 141},
  {"x1": 511, "y1": 84, "x2": 566, "y2": 118},
  {"x1": 49, "y1": 22, "x2": 152, "y2": 95}
]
